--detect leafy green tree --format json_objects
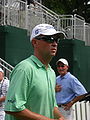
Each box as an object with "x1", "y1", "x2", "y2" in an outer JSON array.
[{"x1": 42, "y1": 0, "x2": 90, "y2": 23}]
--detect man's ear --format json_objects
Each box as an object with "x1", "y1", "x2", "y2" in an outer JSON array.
[
  {"x1": 67, "y1": 65, "x2": 70, "y2": 71},
  {"x1": 32, "y1": 38, "x2": 38, "y2": 47},
  {"x1": 67, "y1": 65, "x2": 69, "y2": 68}
]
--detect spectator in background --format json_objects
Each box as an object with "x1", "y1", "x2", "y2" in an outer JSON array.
[
  {"x1": 55, "y1": 58, "x2": 87, "y2": 120},
  {"x1": 20, "y1": 0, "x2": 35, "y2": 10},
  {"x1": 0, "y1": 68, "x2": 9, "y2": 120},
  {"x1": 5, "y1": 24, "x2": 66, "y2": 120},
  {"x1": 27, "y1": 0, "x2": 35, "y2": 6}
]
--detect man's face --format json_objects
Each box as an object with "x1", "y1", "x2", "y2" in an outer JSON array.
[
  {"x1": 57, "y1": 62, "x2": 69, "y2": 76},
  {"x1": 0, "y1": 72, "x2": 4, "y2": 81},
  {"x1": 37, "y1": 40, "x2": 57, "y2": 57},
  {"x1": 33, "y1": 35, "x2": 58, "y2": 57}
]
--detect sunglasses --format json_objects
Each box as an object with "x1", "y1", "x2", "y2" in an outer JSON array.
[
  {"x1": 57, "y1": 65, "x2": 65, "y2": 67},
  {"x1": 35, "y1": 36, "x2": 60, "y2": 43}
]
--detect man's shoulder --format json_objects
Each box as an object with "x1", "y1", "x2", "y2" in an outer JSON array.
[
  {"x1": 16, "y1": 56, "x2": 33, "y2": 68},
  {"x1": 12, "y1": 56, "x2": 38, "y2": 75},
  {"x1": 67, "y1": 72, "x2": 77, "y2": 79}
]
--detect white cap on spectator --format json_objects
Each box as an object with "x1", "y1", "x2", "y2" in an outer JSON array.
[
  {"x1": 56, "y1": 58, "x2": 69, "y2": 66},
  {"x1": 30, "y1": 24, "x2": 66, "y2": 41},
  {"x1": 0, "y1": 68, "x2": 4, "y2": 73}
]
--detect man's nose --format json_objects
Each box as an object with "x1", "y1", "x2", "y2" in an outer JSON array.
[{"x1": 52, "y1": 41, "x2": 58, "y2": 46}]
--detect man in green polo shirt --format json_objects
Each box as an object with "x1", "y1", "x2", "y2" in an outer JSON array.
[{"x1": 5, "y1": 24, "x2": 66, "y2": 120}]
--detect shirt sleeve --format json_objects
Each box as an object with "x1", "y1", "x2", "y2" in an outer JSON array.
[
  {"x1": 72, "y1": 78, "x2": 87, "y2": 96},
  {"x1": 5, "y1": 68, "x2": 31, "y2": 112}
]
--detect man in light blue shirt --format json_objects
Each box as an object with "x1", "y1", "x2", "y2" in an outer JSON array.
[{"x1": 55, "y1": 58, "x2": 87, "y2": 120}]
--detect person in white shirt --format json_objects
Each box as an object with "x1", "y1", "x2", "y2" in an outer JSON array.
[{"x1": 0, "y1": 68, "x2": 9, "y2": 120}]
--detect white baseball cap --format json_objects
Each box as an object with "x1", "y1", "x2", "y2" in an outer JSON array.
[
  {"x1": 30, "y1": 24, "x2": 66, "y2": 41},
  {"x1": 0, "y1": 68, "x2": 4, "y2": 73},
  {"x1": 56, "y1": 58, "x2": 69, "y2": 66}
]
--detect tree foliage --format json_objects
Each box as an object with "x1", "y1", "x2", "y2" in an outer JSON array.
[{"x1": 42, "y1": 0, "x2": 90, "y2": 23}]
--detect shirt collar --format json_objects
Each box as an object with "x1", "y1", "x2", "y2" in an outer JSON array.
[
  {"x1": 30, "y1": 55, "x2": 51, "y2": 69},
  {"x1": 60, "y1": 72, "x2": 70, "y2": 79},
  {"x1": 0, "y1": 79, "x2": 4, "y2": 83}
]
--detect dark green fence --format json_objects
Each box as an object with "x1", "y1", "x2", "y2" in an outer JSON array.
[{"x1": 0, "y1": 26, "x2": 33, "y2": 66}]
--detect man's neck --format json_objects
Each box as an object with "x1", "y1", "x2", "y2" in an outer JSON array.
[
  {"x1": 60, "y1": 72, "x2": 68, "y2": 77},
  {"x1": 34, "y1": 54, "x2": 52, "y2": 68}
]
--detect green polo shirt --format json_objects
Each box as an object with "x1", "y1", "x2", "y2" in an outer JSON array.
[{"x1": 5, "y1": 55, "x2": 57, "y2": 120}]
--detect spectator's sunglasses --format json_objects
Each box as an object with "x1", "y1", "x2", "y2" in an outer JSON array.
[{"x1": 35, "y1": 35, "x2": 60, "y2": 43}]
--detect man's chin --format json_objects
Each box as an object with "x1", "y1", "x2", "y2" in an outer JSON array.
[
  {"x1": 59, "y1": 72, "x2": 66, "y2": 76},
  {"x1": 51, "y1": 54, "x2": 56, "y2": 57},
  {"x1": 51, "y1": 52, "x2": 57, "y2": 56}
]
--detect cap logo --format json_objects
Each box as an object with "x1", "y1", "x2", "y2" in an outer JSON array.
[{"x1": 35, "y1": 29, "x2": 40, "y2": 35}]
